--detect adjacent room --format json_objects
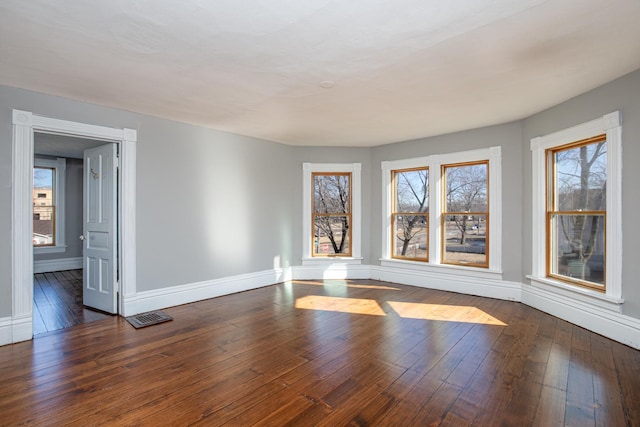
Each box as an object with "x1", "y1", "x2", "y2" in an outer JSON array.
[{"x1": 1, "y1": 0, "x2": 640, "y2": 425}]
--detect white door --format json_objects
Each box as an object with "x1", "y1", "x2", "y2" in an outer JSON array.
[{"x1": 82, "y1": 143, "x2": 118, "y2": 313}]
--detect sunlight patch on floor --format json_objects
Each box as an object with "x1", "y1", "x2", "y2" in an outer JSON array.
[
  {"x1": 387, "y1": 301, "x2": 507, "y2": 325},
  {"x1": 295, "y1": 295, "x2": 386, "y2": 316},
  {"x1": 294, "y1": 295, "x2": 506, "y2": 325}
]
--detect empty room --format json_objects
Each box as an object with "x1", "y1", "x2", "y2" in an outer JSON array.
[{"x1": 1, "y1": 1, "x2": 640, "y2": 425}]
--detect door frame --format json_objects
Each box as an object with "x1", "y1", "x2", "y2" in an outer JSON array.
[{"x1": 11, "y1": 109, "x2": 137, "y2": 343}]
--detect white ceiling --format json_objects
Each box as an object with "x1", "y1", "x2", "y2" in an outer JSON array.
[
  {"x1": 34, "y1": 133, "x2": 107, "y2": 159},
  {"x1": 1, "y1": 0, "x2": 639, "y2": 147}
]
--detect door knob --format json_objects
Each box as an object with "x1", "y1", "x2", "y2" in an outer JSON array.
[{"x1": 79, "y1": 235, "x2": 85, "y2": 241}]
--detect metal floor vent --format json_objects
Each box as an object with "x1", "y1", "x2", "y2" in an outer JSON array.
[{"x1": 126, "y1": 311, "x2": 173, "y2": 329}]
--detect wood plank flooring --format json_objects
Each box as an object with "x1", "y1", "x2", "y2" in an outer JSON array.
[
  {"x1": 33, "y1": 270, "x2": 111, "y2": 335},
  {"x1": 2, "y1": 279, "x2": 639, "y2": 426}
]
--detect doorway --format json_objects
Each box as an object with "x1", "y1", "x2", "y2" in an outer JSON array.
[
  {"x1": 32, "y1": 133, "x2": 114, "y2": 335},
  {"x1": 10, "y1": 109, "x2": 138, "y2": 344}
]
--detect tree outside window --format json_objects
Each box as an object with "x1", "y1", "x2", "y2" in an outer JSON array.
[
  {"x1": 312, "y1": 173, "x2": 351, "y2": 256},
  {"x1": 547, "y1": 135, "x2": 606, "y2": 290},
  {"x1": 392, "y1": 167, "x2": 428, "y2": 261},
  {"x1": 442, "y1": 162, "x2": 488, "y2": 267}
]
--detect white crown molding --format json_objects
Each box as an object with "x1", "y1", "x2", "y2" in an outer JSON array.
[
  {"x1": 12, "y1": 110, "x2": 33, "y2": 126},
  {"x1": 530, "y1": 136, "x2": 542, "y2": 151},
  {"x1": 123, "y1": 128, "x2": 138, "y2": 142}
]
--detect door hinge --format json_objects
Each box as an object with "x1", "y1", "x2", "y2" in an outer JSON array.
[
  {"x1": 115, "y1": 156, "x2": 120, "y2": 169},
  {"x1": 116, "y1": 281, "x2": 120, "y2": 292}
]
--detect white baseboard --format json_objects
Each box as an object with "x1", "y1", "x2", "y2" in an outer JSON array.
[
  {"x1": 522, "y1": 283, "x2": 640, "y2": 350},
  {"x1": 123, "y1": 268, "x2": 293, "y2": 316},
  {"x1": 0, "y1": 315, "x2": 32, "y2": 346},
  {"x1": 33, "y1": 257, "x2": 82, "y2": 274},
  {"x1": 370, "y1": 265, "x2": 521, "y2": 302},
  {"x1": 0, "y1": 318, "x2": 11, "y2": 346},
  {"x1": 5, "y1": 263, "x2": 639, "y2": 351}
]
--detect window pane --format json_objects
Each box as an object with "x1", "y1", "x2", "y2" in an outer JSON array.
[
  {"x1": 393, "y1": 214, "x2": 427, "y2": 259},
  {"x1": 395, "y1": 169, "x2": 428, "y2": 213},
  {"x1": 445, "y1": 163, "x2": 487, "y2": 213},
  {"x1": 554, "y1": 142, "x2": 606, "y2": 211},
  {"x1": 314, "y1": 216, "x2": 350, "y2": 255},
  {"x1": 33, "y1": 207, "x2": 55, "y2": 245},
  {"x1": 443, "y1": 214, "x2": 487, "y2": 265},
  {"x1": 314, "y1": 174, "x2": 350, "y2": 214},
  {"x1": 549, "y1": 214, "x2": 605, "y2": 286},
  {"x1": 33, "y1": 167, "x2": 54, "y2": 246}
]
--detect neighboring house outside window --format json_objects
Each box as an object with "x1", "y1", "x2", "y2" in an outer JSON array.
[
  {"x1": 33, "y1": 157, "x2": 66, "y2": 254},
  {"x1": 529, "y1": 111, "x2": 622, "y2": 304},
  {"x1": 381, "y1": 147, "x2": 502, "y2": 274},
  {"x1": 302, "y1": 163, "x2": 362, "y2": 265},
  {"x1": 32, "y1": 172, "x2": 54, "y2": 245}
]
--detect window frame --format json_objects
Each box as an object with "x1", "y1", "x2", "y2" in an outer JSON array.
[
  {"x1": 391, "y1": 167, "x2": 429, "y2": 262},
  {"x1": 545, "y1": 135, "x2": 607, "y2": 291},
  {"x1": 441, "y1": 160, "x2": 490, "y2": 268},
  {"x1": 381, "y1": 146, "x2": 502, "y2": 275},
  {"x1": 312, "y1": 172, "x2": 353, "y2": 257},
  {"x1": 302, "y1": 163, "x2": 361, "y2": 265},
  {"x1": 529, "y1": 111, "x2": 622, "y2": 303},
  {"x1": 33, "y1": 157, "x2": 67, "y2": 254}
]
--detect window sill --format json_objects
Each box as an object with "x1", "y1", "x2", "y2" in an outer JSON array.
[
  {"x1": 302, "y1": 257, "x2": 363, "y2": 266},
  {"x1": 34, "y1": 245, "x2": 67, "y2": 255},
  {"x1": 380, "y1": 258, "x2": 503, "y2": 280},
  {"x1": 526, "y1": 275, "x2": 623, "y2": 311}
]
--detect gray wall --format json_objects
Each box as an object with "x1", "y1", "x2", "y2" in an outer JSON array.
[
  {"x1": 370, "y1": 122, "x2": 524, "y2": 283},
  {"x1": 135, "y1": 116, "x2": 294, "y2": 291},
  {"x1": 0, "y1": 85, "x2": 295, "y2": 317},
  {"x1": 33, "y1": 156, "x2": 84, "y2": 262},
  {"x1": 522, "y1": 69, "x2": 640, "y2": 317},
  {"x1": 1, "y1": 67, "x2": 639, "y2": 321}
]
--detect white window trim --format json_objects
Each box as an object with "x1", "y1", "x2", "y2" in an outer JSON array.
[
  {"x1": 381, "y1": 146, "x2": 502, "y2": 276},
  {"x1": 528, "y1": 111, "x2": 623, "y2": 305},
  {"x1": 302, "y1": 162, "x2": 362, "y2": 265},
  {"x1": 33, "y1": 156, "x2": 66, "y2": 254}
]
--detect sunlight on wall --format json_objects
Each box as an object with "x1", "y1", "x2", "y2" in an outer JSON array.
[
  {"x1": 198, "y1": 145, "x2": 253, "y2": 272},
  {"x1": 322, "y1": 263, "x2": 349, "y2": 280},
  {"x1": 387, "y1": 301, "x2": 507, "y2": 325}
]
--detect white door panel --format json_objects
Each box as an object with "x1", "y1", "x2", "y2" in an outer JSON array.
[{"x1": 83, "y1": 143, "x2": 118, "y2": 313}]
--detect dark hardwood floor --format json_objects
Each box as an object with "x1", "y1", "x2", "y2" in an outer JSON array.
[
  {"x1": 33, "y1": 269, "x2": 111, "y2": 335},
  {"x1": 2, "y1": 279, "x2": 639, "y2": 426}
]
